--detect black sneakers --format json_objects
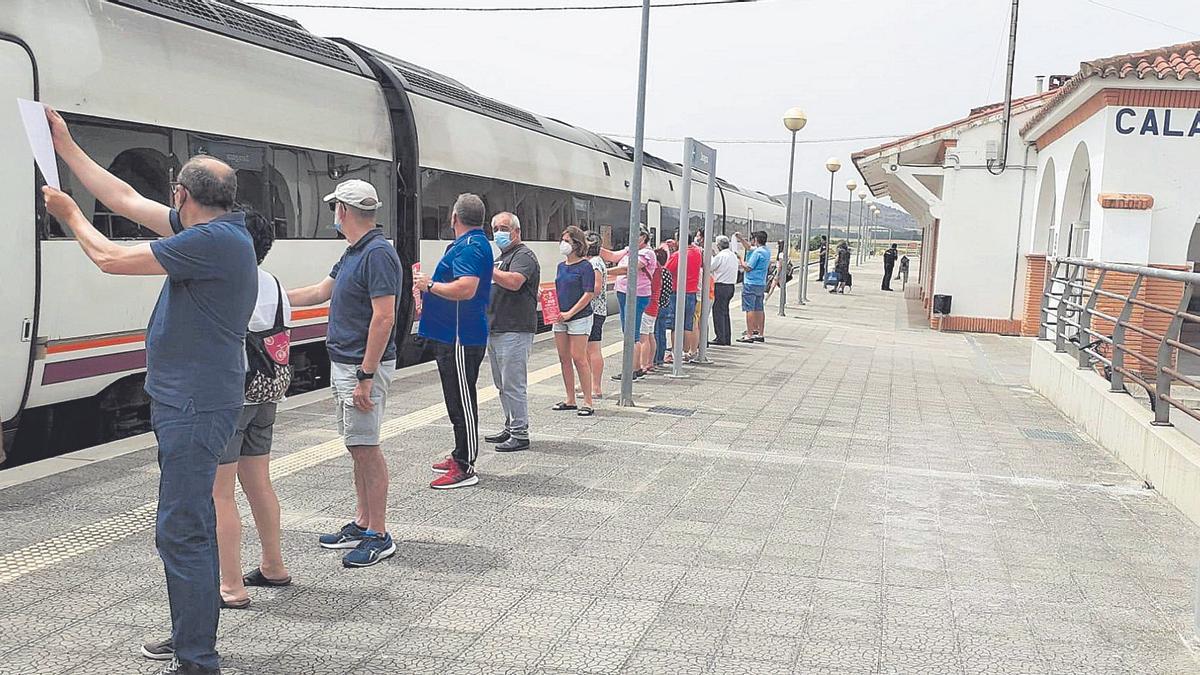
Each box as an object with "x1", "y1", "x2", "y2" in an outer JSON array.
[
  {"x1": 495, "y1": 437, "x2": 530, "y2": 452},
  {"x1": 484, "y1": 430, "x2": 510, "y2": 444},
  {"x1": 141, "y1": 638, "x2": 174, "y2": 661}
]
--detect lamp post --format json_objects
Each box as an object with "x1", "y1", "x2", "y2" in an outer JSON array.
[
  {"x1": 843, "y1": 179, "x2": 857, "y2": 253},
  {"x1": 780, "y1": 107, "x2": 807, "y2": 317},
  {"x1": 856, "y1": 190, "x2": 866, "y2": 265},
  {"x1": 823, "y1": 157, "x2": 840, "y2": 281},
  {"x1": 870, "y1": 206, "x2": 880, "y2": 259}
]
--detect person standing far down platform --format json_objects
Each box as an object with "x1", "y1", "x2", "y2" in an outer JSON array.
[
  {"x1": 832, "y1": 241, "x2": 851, "y2": 294},
  {"x1": 416, "y1": 194, "x2": 494, "y2": 489},
  {"x1": 897, "y1": 254, "x2": 910, "y2": 289},
  {"x1": 817, "y1": 234, "x2": 829, "y2": 282},
  {"x1": 882, "y1": 243, "x2": 898, "y2": 291},
  {"x1": 42, "y1": 107, "x2": 256, "y2": 675},
  {"x1": 289, "y1": 179, "x2": 401, "y2": 569},
  {"x1": 485, "y1": 212, "x2": 540, "y2": 452}
]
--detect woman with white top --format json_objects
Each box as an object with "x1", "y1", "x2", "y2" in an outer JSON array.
[
  {"x1": 212, "y1": 211, "x2": 293, "y2": 609},
  {"x1": 585, "y1": 232, "x2": 608, "y2": 399}
]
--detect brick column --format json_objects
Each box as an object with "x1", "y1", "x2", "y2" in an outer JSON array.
[{"x1": 1021, "y1": 254, "x2": 1047, "y2": 337}]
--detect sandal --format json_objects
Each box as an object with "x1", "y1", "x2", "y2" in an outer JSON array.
[
  {"x1": 243, "y1": 568, "x2": 292, "y2": 587},
  {"x1": 577, "y1": 406, "x2": 594, "y2": 417},
  {"x1": 551, "y1": 402, "x2": 578, "y2": 411},
  {"x1": 221, "y1": 596, "x2": 251, "y2": 610}
]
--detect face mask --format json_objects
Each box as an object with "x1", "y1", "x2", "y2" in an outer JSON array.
[
  {"x1": 495, "y1": 231, "x2": 512, "y2": 249},
  {"x1": 560, "y1": 241, "x2": 573, "y2": 257}
]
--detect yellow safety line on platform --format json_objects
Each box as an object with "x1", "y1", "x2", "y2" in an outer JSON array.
[{"x1": 0, "y1": 341, "x2": 625, "y2": 585}]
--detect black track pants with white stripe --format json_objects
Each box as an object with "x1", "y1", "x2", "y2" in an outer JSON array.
[{"x1": 432, "y1": 340, "x2": 486, "y2": 471}]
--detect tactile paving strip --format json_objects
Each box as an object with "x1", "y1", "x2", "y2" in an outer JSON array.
[{"x1": 0, "y1": 342, "x2": 626, "y2": 584}]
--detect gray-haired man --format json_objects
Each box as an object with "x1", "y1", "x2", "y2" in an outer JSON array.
[{"x1": 485, "y1": 213, "x2": 540, "y2": 452}]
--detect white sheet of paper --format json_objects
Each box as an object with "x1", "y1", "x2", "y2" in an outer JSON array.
[{"x1": 16, "y1": 98, "x2": 60, "y2": 189}]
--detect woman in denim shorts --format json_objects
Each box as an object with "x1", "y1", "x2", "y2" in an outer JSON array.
[{"x1": 552, "y1": 226, "x2": 597, "y2": 416}]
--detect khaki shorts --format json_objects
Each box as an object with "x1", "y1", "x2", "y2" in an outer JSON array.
[{"x1": 331, "y1": 360, "x2": 396, "y2": 447}]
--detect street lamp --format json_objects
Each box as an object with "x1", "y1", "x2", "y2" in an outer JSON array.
[
  {"x1": 824, "y1": 157, "x2": 841, "y2": 279},
  {"x1": 780, "y1": 107, "x2": 807, "y2": 317},
  {"x1": 869, "y1": 205, "x2": 880, "y2": 259},
  {"x1": 856, "y1": 190, "x2": 867, "y2": 265},
  {"x1": 844, "y1": 179, "x2": 857, "y2": 257}
]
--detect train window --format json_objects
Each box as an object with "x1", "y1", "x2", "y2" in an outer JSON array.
[
  {"x1": 572, "y1": 196, "x2": 592, "y2": 231},
  {"x1": 603, "y1": 162, "x2": 610, "y2": 177},
  {"x1": 49, "y1": 120, "x2": 174, "y2": 240}
]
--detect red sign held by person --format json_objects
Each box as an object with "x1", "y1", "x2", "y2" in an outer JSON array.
[{"x1": 539, "y1": 287, "x2": 561, "y2": 325}]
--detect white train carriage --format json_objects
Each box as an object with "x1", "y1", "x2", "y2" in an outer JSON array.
[{"x1": 0, "y1": 0, "x2": 783, "y2": 462}]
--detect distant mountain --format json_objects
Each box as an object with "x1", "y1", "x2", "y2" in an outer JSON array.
[{"x1": 772, "y1": 191, "x2": 918, "y2": 240}]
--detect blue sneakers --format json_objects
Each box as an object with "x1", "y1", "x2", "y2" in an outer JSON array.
[
  {"x1": 318, "y1": 521, "x2": 368, "y2": 550},
  {"x1": 342, "y1": 532, "x2": 397, "y2": 568}
]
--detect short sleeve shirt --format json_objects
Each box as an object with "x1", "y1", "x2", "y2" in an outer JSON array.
[
  {"x1": 589, "y1": 256, "x2": 608, "y2": 316},
  {"x1": 744, "y1": 246, "x2": 771, "y2": 286},
  {"x1": 555, "y1": 260, "x2": 595, "y2": 320},
  {"x1": 419, "y1": 228, "x2": 494, "y2": 346},
  {"x1": 613, "y1": 246, "x2": 658, "y2": 297},
  {"x1": 666, "y1": 246, "x2": 703, "y2": 294},
  {"x1": 146, "y1": 210, "x2": 257, "y2": 411},
  {"x1": 489, "y1": 243, "x2": 540, "y2": 334},
  {"x1": 326, "y1": 228, "x2": 402, "y2": 365},
  {"x1": 646, "y1": 267, "x2": 665, "y2": 317}
]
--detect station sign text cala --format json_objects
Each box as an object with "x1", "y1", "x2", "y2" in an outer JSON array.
[{"x1": 1115, "y1": 108, "x2": 1200, "y2": 137}]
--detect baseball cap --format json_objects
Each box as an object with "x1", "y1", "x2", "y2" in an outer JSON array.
[{"x1": 323, "y1": 179, "x2": 381, "y2": 211}]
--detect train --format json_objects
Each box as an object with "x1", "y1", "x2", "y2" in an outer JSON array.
[{"x1": 0, "y1": 0, "x2": 786, "y2": 465}]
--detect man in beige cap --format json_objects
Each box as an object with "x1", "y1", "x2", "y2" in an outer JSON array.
[{"x1": 288, "y1": 179, "x2": 402, "y2": 568}]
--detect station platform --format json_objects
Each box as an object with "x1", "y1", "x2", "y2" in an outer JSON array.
[{"x1": 1, "y1": 267, "x2": 1197, "y2": 675}]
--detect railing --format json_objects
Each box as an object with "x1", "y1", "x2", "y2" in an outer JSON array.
[{"x1": 1040, "y1": 257, "x2": 1200, "y2": 426}]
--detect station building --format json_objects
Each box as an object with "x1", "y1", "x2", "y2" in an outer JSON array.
[{"x1": 854, "y1": 40, "x2": 1200, "y2": 338}]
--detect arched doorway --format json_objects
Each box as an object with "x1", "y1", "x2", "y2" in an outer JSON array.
[
  {"x1": 1059, "y1": 143, "x2": 1093, "y2": 258},
  {"x1": 1032, "y1": 158, "x2": 1056, "y2": 254},
  {"x1": 1182, "y1": 215, "x2": 1200, "y2": 375}
]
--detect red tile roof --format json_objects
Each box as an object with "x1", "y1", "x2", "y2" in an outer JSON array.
[{"x1": 1021, "y1": 40, "x2": 1200, "y2": 137}]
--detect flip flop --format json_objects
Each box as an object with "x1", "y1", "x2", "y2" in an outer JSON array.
[
  {"x1": 577, "y1": 406, "x2": 594, "y2": 417},
  {"x1": 551, "y1": 402, "x2": 578, "y2": 411},
  {"x1": 243, "y1": 568, "x2": 292, "y2": 587},
  {"x1": 221, "y1": 597, "x2": 251, "y2": 610}
]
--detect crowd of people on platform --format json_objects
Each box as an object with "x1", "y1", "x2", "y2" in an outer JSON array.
[{"x1": 37, "y1": 104, "x2": 814, "y2": 674}]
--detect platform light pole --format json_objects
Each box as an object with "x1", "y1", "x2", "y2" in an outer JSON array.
[
  {"x1": 618, "y1": 0, "x2": 651, "y2": 408},
  {"x1": 856, "y1": 190, "x2": 867, "y2": 265},
  {"x1": 843, "y1": 179, "x2": 857, "y2": 251},
  {"x1": 824, "y1": 157, "x2": 841, "y2": 257},
  {"x1": 779, "y1": 107, "x2": 807, "y2": 317}
]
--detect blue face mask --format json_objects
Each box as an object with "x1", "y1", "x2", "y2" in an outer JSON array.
[{"x1": 494, "y1": 231, "x2": 512, "y2": 249}]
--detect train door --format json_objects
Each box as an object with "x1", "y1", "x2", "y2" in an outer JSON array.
[
  {"x1": 0, "y1": 37, "x2": 37, "y2": 438},
  {"x1": 646, "y1": 200, "x2": 661, "y2": 246}
]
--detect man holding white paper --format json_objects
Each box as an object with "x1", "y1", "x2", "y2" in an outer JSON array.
[{"x1": 40, "y1": 108, "x2": 255, "y2": 675}]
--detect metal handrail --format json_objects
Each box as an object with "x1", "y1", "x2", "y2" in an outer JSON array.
[{"x1": 1041, "y1": 257, "x2": 1200, "y2": 426}]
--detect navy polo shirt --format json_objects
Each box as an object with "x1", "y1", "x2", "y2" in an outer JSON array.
[
  {"x1": 146, "y1": 210, "x2": 257, "y2": 412},
  {"x1": 419, "y1": 229, "x2": 493, "y2": 346},
  {"x1": 327, "y1": 228, "x2": 402, "y2": 365}
]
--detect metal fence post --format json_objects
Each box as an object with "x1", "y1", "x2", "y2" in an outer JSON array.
[
  {"x1": 1078, "y1": 269, "x2": 1105, "y2": 369},
  {"x1": 1110, "y1": 275, "x2": 1142, "y2": 394},
  {"x1": 671, "y1": 138, "x2": 695, "y2": 379},
  {"x1": 1152, "y1": 283, "x2": 1195, "y2": 426},
  {"x1": 1054, "y1": 262, "x2": 1071, "y2": 353}
]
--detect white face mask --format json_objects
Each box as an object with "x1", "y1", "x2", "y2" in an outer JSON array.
[{"x1": 559, "y1": 241, "x2": 573, "y2": 257}]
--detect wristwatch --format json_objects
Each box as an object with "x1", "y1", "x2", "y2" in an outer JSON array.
[
  {"x1": 355, "y1": 367, "x2": 375, "y2": 381},
  {"x1": 426, "y1": 279, "x2": 435, "y2": 293}
]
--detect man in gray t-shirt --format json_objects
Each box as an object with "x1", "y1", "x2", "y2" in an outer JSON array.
[{"x1": 485, "y1": 212, "x2": 540, "y2": 451}]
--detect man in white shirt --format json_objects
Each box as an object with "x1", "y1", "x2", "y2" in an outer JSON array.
[{"x1": 709, "y1": 235, "x2": 739, "y2": 346}]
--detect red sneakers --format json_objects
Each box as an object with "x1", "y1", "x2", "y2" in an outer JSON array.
[
  {"x1": 431, "y1": 456, "x2": 454, "y2": 474},
  {"x1": 430, "y1": 462, "x2": 479, "y2": 489}
]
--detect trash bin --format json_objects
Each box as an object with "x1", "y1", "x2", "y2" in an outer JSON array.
[{"x1": 933, "y1": 294, "x2": 952, "y2": 315}]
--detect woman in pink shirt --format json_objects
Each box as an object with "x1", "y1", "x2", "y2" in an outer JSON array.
[{"x1": 599, "y1": 227, "x2": 657, "y2": 381}]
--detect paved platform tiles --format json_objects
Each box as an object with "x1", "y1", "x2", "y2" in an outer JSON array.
[{"x1": 1, "y1": 268, "x2": 1198, "y2": 675}]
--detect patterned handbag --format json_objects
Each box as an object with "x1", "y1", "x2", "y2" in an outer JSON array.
[{"x1": 244, "y1": 277, "x2": 292, "y2": 404}]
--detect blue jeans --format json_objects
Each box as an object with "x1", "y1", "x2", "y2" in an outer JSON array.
[
  {"x1": 152, "y1": 399, "x2": 239, "y2": 670},
  {"x1": 654, "y1": 312, "x2": 669, "y2": 364},
  {"x1": 616, "y1": 291, "x2": 651, "y2": 340}
]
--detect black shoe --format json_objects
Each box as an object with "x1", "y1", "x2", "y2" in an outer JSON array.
[
  {"x1": 158, "y1": 657, "x2": 221, "y2": 674},
  {"x1": 142, "y1": 638, "x2": 174, "y2": 661},
  {"x1": 495, "y1": 437, "x2": 530, "y2": 452},
  {"x1": 751, "y1": 335, "x2": 765, "y2": 343},
  {"x1": 484, "y1": 430, "x2": 511, "y2": 444}
]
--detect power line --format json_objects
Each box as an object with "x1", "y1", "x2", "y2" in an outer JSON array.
[
  {"x1": 248, "y1": 0, "x2": 767, "y2": 11},
  {"x1": 1084, "y1": 0, "x2": 1198, "y2": 36},
  {"x1": 601, "y1": 133, "x2": 909, "y2": 145}
]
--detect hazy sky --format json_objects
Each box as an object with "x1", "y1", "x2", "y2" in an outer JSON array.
[{"x1": 257, "y1": 0, "x2": 1197, "y2": 205}]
